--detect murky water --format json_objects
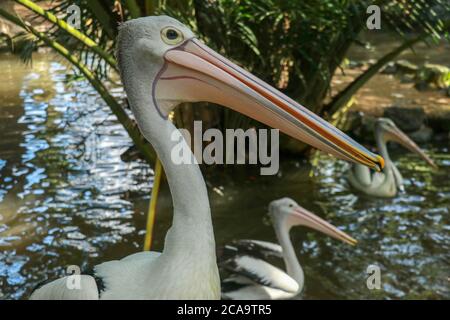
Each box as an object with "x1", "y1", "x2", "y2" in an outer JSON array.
[{"x1": 0, "y1": 51, "x2": 449, "y2": 300}]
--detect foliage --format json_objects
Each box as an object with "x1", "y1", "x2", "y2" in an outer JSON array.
[
  {"x1": 0, "y1": 0, "x2": 156, "y2": 164},
  {"x1": 184, "y1": 0, "x2": 450, "y2": 115}
]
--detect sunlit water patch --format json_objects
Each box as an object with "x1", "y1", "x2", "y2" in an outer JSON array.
[{"x1": 0, "y1": 54, "x2": 153, "y2": 299}]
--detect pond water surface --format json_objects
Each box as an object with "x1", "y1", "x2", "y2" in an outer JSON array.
[{"x1": 0, "y1": 51, "x2": 449, "y2": 300}]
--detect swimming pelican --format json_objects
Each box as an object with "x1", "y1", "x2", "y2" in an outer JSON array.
[
  {"x1": 348, "y1": 118, "x2": 436, "y2": 197},
  {"x1": 220, "y1": 198, "x2": 356, "y2": 300},
  {"x1": 30, "y1": 16, "x2": 383, "y2": 300}
]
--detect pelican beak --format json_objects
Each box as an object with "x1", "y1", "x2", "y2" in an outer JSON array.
[
  {"x1": 155, "y1": 38, "x2": 384, "y2": 170},
  {"x1": 388, "y1": 126, "x2": 437, "y2": 169},
  {"x1": 290, "y1": 206, "x2": 357, "y2": 246}
]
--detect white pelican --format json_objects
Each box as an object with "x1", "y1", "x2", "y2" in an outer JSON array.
[
  {"x1": 220, "y1": 198, "x2": 356, "y2": 300},
  {"x1": 30, "y1": 16, "x2": 383, "y2": 300},
  {"x1": 348, "y1": 118, "x2": 436, "y2": 197}
]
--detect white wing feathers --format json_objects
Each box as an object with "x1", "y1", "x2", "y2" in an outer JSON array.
[
  {"x1": 225, "y1": 255, "x2": 298, "y2": 293},
  {"x1": 235, "y1": 240, "x2": 283, "y2": 258},
  {"x1": 30, "y1": 275, "x2": 99, "y2": 300},
  {"x1": 29, "y1": 251, "x2": 162, "y2": 300}
]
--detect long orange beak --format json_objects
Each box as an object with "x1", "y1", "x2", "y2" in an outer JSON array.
[
  {"x1": 389, "y1": 126, "x2": 437, "y2": 169},
  {"x1": 154, "y1": 38, "x2": 384, "y2": 170},
  {"x1": 291, "y1": 206, "x2": 357, "y2": 246}
]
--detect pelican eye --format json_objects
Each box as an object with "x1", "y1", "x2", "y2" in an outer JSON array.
[{"x1": 161, "y1": 27, "x2": 184, "y2": 45}]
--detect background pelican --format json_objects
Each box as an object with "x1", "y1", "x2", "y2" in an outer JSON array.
[
  {"x1": 348, "y1": 118, "x2": 436, "y2": 197},
  {"x1": 220, "y1": 198, "x2": 356, "y2": 300},
  {"x1": 30, "y1": 16, "x2": 382, "y2": 300}
]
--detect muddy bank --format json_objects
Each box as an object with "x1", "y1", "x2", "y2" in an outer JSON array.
[{"x1": 328, "y1": 35, "x2": 450, "y2": 145}]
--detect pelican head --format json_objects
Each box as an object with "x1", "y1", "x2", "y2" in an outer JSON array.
[
  {"x1": 376, "y1": 118, "x2": 437, "y2": 169},
  {"x1": 269, "y1": 198, "x2": 357, "y2": 245},
  {"x1": 117, "y1": 16, "x2": 384, "y2": 170}
]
